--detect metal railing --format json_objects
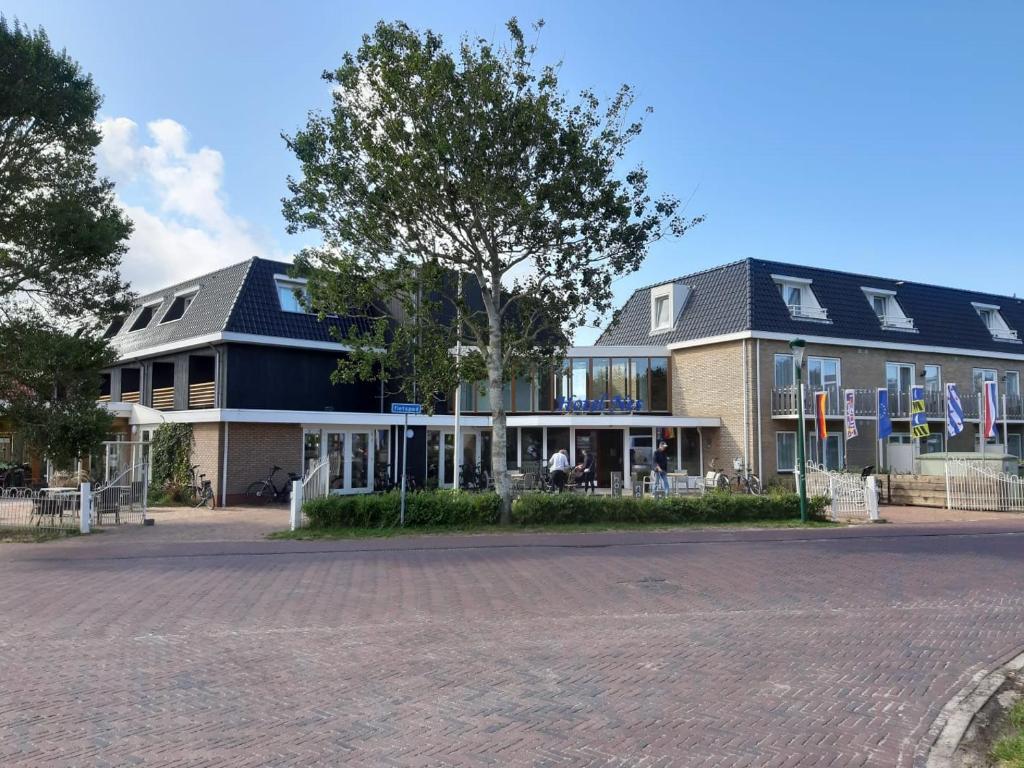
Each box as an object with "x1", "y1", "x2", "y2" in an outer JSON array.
[
  {"x1": 804, "y1": 462, "x2": 878, "y2": 520},
  {"x1": 771, "y1": 386, "x2": 1024, "y2": 421},
  {"x1": 945, "y1": 457, "x2": 1024, "y2": 512},
  {"x1": 0, "y1": 487, "x2": 81, "y2": 531},
  {"x1": 787, "y1": 304, "x2": 829, "y2": 321},
  {"x1": 771, "y1": 387, "x2": 875, "y2": 417},
  {"x1": 877, "y1": 314, "x2": 915, "y2": 330},
  {"x1": 91, "y1": 463, "x2": 148, "y2": 526},
  {"x1": 188, "y1": 381, "x2": 216, "y2": 409}
]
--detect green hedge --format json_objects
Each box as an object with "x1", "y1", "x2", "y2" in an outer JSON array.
[
  {"x1": 303, "y1": 490, "x2": 501, "y2": 529},
  {"x1": 302, "y1": 490, "x2": 827, "y2": 529}
]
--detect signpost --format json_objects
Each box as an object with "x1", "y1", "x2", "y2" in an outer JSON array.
[{"x1": 391, "y1": 403, "x2": 422, "y2": 525}]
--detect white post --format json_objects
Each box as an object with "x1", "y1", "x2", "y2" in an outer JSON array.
[
  {"x1": 979, "y1": 392, "x2": 986, "y2": 462},
  {"x1": 400, "y1": 413, "x2": 408, "y2": 526},
  {"x1": 79, "y1": 482, "x2": 91, "y2": 534},
  {"x1": 944, "y1": 460, "x2": 952, "y2": 510},
  {"x1": 289, "y1": 479, "x2": 302, "y2": 531},
  {"x1": 864, "y1": 475, "x2": 879, "y2": 521},
  {"x1": 142, "y1": 466, "x2": 149, "y2": 523},
  {"x1": 1003, "y1": 393, "x2": 1008, "y2": 454},
  {"x1": 453, "y1": 373, "x2": 462, "y2": 492}
]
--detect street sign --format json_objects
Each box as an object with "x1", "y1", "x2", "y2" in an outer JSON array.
[{"x1": 391, "y1": 403, "x2": 422, "y2": 415}]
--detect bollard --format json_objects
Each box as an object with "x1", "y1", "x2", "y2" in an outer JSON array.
[
  {"x1": 79, "y1": 482, "x2": 91, "y2": 534},
  {"x1": 289, "y1": 480, "x2": 302, "y2": 531}
]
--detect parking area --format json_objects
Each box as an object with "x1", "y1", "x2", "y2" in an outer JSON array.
[{"x1": 1, "y1": 507, "x2": 1023, "y2": 766}]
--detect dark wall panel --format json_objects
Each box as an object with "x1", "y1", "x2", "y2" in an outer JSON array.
[{"x1": 225, "y1": 345, "x2": 382, "y2": 412}]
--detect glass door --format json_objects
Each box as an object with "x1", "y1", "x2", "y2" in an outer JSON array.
[
  {"x1": 808, "y1": 357, "x2": 840, "y2": 413},
  {"x1": 886, "y1": 363, "x2": 915, "y2": 416}
]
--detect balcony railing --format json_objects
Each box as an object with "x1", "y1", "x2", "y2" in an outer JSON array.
[
  {"x1": 121, "y1": 390, "x2": 140, "y2": 404},
  {"x1": 878, "y1": 314, "x2": 915, "y2": 331},
  {"x1": 97, "y1": 394, "x2": 111, "y2": 404},
  {"x1": 989, "y1": 328, "x2": 1020, "y2": 341},
  {"x1": 188, "y1": 381, "x2": 216, "y2": 409},
  {"x1": 151, "y1": 386, "x2": 175, "y2": 411},
  {"x1": 787, "y1": 304, "x2": 829, "y2": 321},
  {"x1": 771, "y1": 386, "x2": 1024, "y2": 421}
]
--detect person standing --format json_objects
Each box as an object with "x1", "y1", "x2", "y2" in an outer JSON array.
[
  {"x1": 578, "y1": 449, "x2": 597, "y2": 494},
  {"x1": 652, "y1": 441, "x2": 670, "y2": 495},
  {"x1": 549, "y1": 448, "x2": 570, "y2": 492}
]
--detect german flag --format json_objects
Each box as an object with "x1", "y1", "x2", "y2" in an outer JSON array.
[{"x1": 815, "y1": 391, "x2": 828, "y2": 441}]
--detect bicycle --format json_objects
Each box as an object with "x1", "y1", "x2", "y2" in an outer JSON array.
[
  {"x1": 184, "y1": 464, "x2": 215, "y2": 508},
  {"x1": 246, "y1": 465, "x2": 299, "y2": 503},
  {"x1": 705, "y1": 457, "x2": 761, "y2": 495}
]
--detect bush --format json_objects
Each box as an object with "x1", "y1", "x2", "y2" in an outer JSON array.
[
  {"x1": 302, "y1": 489, "x2": 826, "y2": 529},
  {"x1": 303, "y1": 490, "x2": 501, "y2": 529}
]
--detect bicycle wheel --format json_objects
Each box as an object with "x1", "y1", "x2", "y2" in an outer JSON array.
[
  {"x1": 747, "y1": 476, "x2": 762, "y2": 495},
  {"x1": 197, "y1": 484, "x2": 214, "y2": 508},
  {"x1": 715, "y1": 473, "x2": 729, "y2": 491},
  {"x1": 180, "y1": 485, "x2": 197, "y2": 506},
  {"x1": 246, "y1": 481, "x2": 270, "y2": 499}
]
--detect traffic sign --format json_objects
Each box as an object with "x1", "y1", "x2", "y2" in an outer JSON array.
[{"x1": 391, "y1": 403, "x2": 422, "y2": 415}]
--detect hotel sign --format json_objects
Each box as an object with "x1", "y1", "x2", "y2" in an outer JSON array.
[{"x1": 554, "y1": 395, "x2": 644, "y2": 414}]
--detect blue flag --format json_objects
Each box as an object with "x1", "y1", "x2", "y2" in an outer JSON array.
[
  {"x1": 946, "y1": 383, "x2": 964, "y2": 437},
  {"x1": 877, "y1": 388, "x2": 893, "y2": 439}
]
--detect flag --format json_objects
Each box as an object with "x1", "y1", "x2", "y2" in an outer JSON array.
[
  {"x1": 815, "y1": 391, "x2": 828, "y2": 441},
  {"x1": 946, "y1": 383, "x2": 964, "y2": 437},
  {"x1": 844, "y1": 389, "x2": 858, "y2": 439},
  {"x1": 910, "y1": 385, "x2": 930, "y2": 439},
  {"x1": 983, "y1": 380, "x2": 999, "y2": 438},
  {"x1": 877, "y1": 388, "x2": 893, "y2": 439}
]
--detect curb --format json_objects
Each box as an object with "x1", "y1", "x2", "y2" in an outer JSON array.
[{"x1": 919, "y1": 648, "x2": 1024, "y2": 767}]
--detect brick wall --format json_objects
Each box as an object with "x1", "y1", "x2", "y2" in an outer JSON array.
[
  {"x1": 191, "y1": 423, "x2": 223, "y2": 504},
  {"x1": 223, "y1": 423, "x2": 303, "y2": 502}
]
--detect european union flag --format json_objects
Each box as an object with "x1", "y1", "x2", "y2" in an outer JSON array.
[{"x1": 877, "y1": 388, "x2": 893, "y2": 439}]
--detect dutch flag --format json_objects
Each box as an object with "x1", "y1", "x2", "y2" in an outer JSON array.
[{"x1": 983, "y1": 380, "x2": 999, "y2": 438}]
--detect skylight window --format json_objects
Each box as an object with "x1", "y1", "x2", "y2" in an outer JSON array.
[
  {"x1": 772, "y1": 274, "x2": 829, "y2": 322},
  {"x1": 128, "y1": 303, "x2": 159, "y2": 332},
  {"x1": 972, "y1": 302, "x2": 1019, "y2": 341},
  {"x1": 275, "y1": 275, "x2": 311, "y2": 313},
  {"x1": 862, "y1": 287, "x2": 915, "y2": 331},
  {"x1": 160, "y1": 291, "x2": 197, "y2": 324}
]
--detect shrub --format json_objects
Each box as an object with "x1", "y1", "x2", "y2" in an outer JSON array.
[
  {"x1": 510, "y1": 491, "x2": 829, "y2": 526},
  {"x1": 150, "y1": 424, "x2": 194, "y2": 492},
  {"x1": 302, "y1": 490, "x2": 826, "y2": 529},
  {"x1": 303, "y1": 490, "x2": 501, "y2": 529}
]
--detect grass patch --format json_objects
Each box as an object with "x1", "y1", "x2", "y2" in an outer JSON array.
[
  {"x1": 268, "y1": 518, "x2": 836, "y2": 540},
  {"x1": 991, "y1": 698, "x2": 1024, "y2": 767},
  {"x1": 0, "y1": 528, "x2": 81, "y2": 543}
]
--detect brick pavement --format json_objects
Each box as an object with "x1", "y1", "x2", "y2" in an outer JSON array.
[{"x1": 1, "y1": 515, "x2": 1023, "y2": 766}]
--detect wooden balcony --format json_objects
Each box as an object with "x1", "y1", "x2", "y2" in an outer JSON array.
[
  {"x1": 121, "y1": 390, "x2": 140, "y2": 404},
  {"x1": 151, "y1": 386, "x2": 175, "y2": 411},
  {"x1": 188, "y1": 381, "x2": 216, "y2": 409},
  {"x1": 97, "y1": 394, "x2": 111, "y2": 404}
]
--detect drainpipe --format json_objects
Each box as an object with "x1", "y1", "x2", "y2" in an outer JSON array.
[
  {"x1": 756, "y1": 340, "x2": 763, "y2": 479},
  {"x1": 741, "y1": 340, "x2": 750, "y2": 472}
]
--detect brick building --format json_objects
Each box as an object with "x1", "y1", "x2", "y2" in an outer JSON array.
[{"x1": 94, "y1": 256, "x2": 1022, "y2": 503}]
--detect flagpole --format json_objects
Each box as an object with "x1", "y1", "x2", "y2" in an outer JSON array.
[
  {"x1": 1002, "y1": 393, "x2": 1008, "y2": 455},
  {"x1": 876, "y1": 388, "x2": 881, "y2": 472},
  {"x1": 979, "y1": 391, "x2": 985, "y2": 462}
]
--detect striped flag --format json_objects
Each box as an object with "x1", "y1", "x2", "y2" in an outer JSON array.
[
  {"x1": 946, "y1": 383, "x2": 964, "y2": 437},
  {"x1": 983, "y1": 380, "x2": 999, "y2": 439},
  {"x1": 815, "y1": 391, "x2": 828, "y2": 441}
]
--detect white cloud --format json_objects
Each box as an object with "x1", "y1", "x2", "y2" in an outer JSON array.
[{"x1": 97, "y1": 117, "x2": 276, "y2": 293}]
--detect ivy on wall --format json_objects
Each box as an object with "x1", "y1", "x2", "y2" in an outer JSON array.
[{"x1": 150, "y1": 423, "x2": 194, "y2": 492}]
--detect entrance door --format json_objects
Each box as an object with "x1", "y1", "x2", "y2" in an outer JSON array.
[
  {"x1": 428, "y1": 429, "x2": 482, "y2": 488},
  {"x1": 315, "y1": 429, "x2": 374, "y2": 493},
  {"x1": 887, "y1": 434, "x2": 914, "y2": 474},
  {"x1": 576, "y1": 429, "x2": 624, "y2": 488}
]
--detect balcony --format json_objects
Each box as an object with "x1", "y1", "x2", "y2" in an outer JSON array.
[
  {"x1": 771, "y1": 387, "x2": 876, "y2": 418},
  {"x1": 772, "y1": 386, "x2": 1024, "y2": 421},
  {"x1": 121, "y1": 390, "x2": 140, "y2": 404},
  {"x1": 787, "y1": 304, "x2": 829, "y2": 321},
  {"x1": 188, "y1": 381, "x2": 216, "y2": 409},
  {"x1": 151, "y1": 386, "x2": 175, "y2": 411},
  {"x1": 990, "y1": 328, "x2": 1020, "y2": 342},
  {"x1": 878, "y1": 314, "x2": 915, "y2": 331}
]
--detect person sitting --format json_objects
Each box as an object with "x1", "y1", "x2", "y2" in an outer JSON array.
[
  {"x1": 548, "y1": 448, "x2": 571, "y2": 493},
  {"x1": 578, "y1": 449, "x2": 597, "y2": 494}
]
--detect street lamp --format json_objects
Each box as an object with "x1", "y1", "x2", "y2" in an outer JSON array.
[{"x1": 789, "y1": 338, "x2": 808, "y2": 523}]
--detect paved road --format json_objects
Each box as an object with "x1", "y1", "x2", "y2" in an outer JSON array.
[{"x1": 2, "y1": 516, "x2": 1024, "y2": 767}]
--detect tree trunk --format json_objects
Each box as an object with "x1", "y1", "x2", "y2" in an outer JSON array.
[{"x1": 485, "y1": 298, "x2": 511, "y2": 525}]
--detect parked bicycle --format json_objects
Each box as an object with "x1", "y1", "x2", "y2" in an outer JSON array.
[
  {"x1": 705, "y1": 457, "x2": 762, "y2": 495},
  {"x1": 183, "y1": 464, "x2": 215, "y2": 508},
  {"x1": 245, "y1": 465, "x2": 300, "y2": 503}
]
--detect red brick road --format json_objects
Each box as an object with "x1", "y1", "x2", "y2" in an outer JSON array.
[{"x1": 2, "y1": 518, "x2": 1024, "y2": 766}]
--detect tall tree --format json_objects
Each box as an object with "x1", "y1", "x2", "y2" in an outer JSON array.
[
  {"x1": 0, "y1": 18, "x2": 131, "y2": 468},
  {"x1": 283, "y1": 19, "x2": 700, "y2": 522},
  {"x1": 0, "y1": 16, "x2": 132, "y2": 325}
]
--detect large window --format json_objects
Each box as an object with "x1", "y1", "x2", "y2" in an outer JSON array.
[
  {"x1": 513, "y1": 375, "x2": 533, "y2": 412},
  {"x1": 973, "y1": 368, "x2": 997, "y2": 395},
  {"x1": 774, "y1": 353, "x2": 794, "y2": 388},
  {"x1": 610, "y1": 358, "x2": 628, "y2": 400},
  {"x1": 923, "y1": 364, "x2": 941, "y2": 394},
  {"x1": 776, "y1": 432, "x2": 796, "y2": 473},
  {"x1": 276, "y1": 277, "x2": 310, "y2": 313},
  {"x1": 630, "y1": 358, "x2": 649, "y2": 405},
  {"x1": 649, "y1": 357, "x2": 669, "y2": 411},
  {"x1": 1005, "y1": 371, "x2": 1020, "y2": 397},
  {"x1": 571, "y1": 359, "x2": 589, "y2": 400},
  {"x1": 808, "y1": 357, "x2": 840, "y2": 406},
  {"x1": 886, "y1": 362, "x2": 915, "y2": 414},
  {"x1": 590, "y1": 358, "x2": 609, "y2": 401}
]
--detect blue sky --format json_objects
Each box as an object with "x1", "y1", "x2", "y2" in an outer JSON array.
[{"x1": 8, "y1": 1, "x2": 1023, "y2": 342}]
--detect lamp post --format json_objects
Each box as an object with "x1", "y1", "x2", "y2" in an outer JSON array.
[{"x1": 789, "y1": 338, "x2": 808, "y2": 523}]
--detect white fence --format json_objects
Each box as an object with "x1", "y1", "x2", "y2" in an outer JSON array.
[
  {"x1": 805, "y1": 462, "x2": 879, "y2": 521},
  {"x1": 91, "y1": 464, "x2": 149, "y2": 526},
  {"x1": 290, "y1": 458, "x2": 330, "y2": 530},
  {"x1": 0, "y1": 487, "x2": 82, "y2": 531},
  {"x1": 945, "y1": 458, "x2": 1024, "y2": 512}
]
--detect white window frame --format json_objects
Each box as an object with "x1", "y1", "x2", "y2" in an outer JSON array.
[
  {"x1": 861, "y1": 287, "x2": 915, "y2": 331},
  {"x1": 127, "y1": 300, "x2": 163, "y2": 333},
  {"x1": 159, "y1": 289, "x2": 199, "y2": 325},
  {"x1": 772, "y1": 274, "x2": 829, "y2": 322},
  {"x1": 972, "y1": 302, "x2": 1019, "y2": 342},
  {"x1": 774, "y1": 353, "x2": 795, "y2": 388},
  {"x1": 651, "y1": 293, "x2": 671, "y2": 332},
  {"x1": 776, "y1": 431, "x2": 796, "y2": 473},
  {"x1": 1005, "y1": 370, "x2": 1020, "y2": 397},
  {"x1": 649, "y1": 282, "x2": 689, "y2": 335},
  {"x1": 303, "y1": 427, "x2": 374, "y2": 494},
  {"x1": 973, "y1": 367, "x2": 997, "y2": 395},
  {"x1": 275, "y1": 274, "x2": 311, "y2": 314}
]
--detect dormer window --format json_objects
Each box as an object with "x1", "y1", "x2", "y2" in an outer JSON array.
[
  {"x1": 862, "y1": 287, "x2": 915, "y2": 331},
  {"x1": 649, "y1": 281, "x2": 690, "y2": 335},
  {"x1": 772, "y1": 274, "x2": 828, "y2": 321},
  {"x1": 275, "y1": 275, "x2": 311, "y2": 313},
  {"x1": 128, "y1": 302, "x2": 160, "y2": 332},
  {"x1": 160, "y1": 290, "x2": 197, "y2": 324},
  {"x1": 102, "y1": 315, "x2": 127, "y2": 338},
  {"x1": 972, "y1": 302, "x2": 1019, "y2": 341}
]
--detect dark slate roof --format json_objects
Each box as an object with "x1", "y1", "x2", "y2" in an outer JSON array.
[
  {"x1": 596, "y1": 260, "x2": 751, "y2": 345},
  {"x1": 108, "y1": 257, "x2": 370, "y2": 358},
  {"x1": 597, "y1": 258, "x2": 1024, "y2": 355}
]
